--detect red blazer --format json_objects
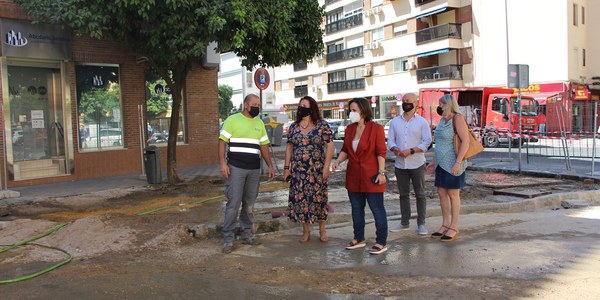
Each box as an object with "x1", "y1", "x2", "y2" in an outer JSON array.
[{"x1": 341, "y1": 121, "x2": 387, "y2": 193}]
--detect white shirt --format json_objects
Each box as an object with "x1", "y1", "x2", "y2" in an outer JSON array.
[{"x1": 387, "y1": 113, "x2": 432, "y2": 169}]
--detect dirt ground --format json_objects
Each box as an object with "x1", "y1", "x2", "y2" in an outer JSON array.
[{"x1": 1, "y1": 168, "x2": 598, "y2": 298}]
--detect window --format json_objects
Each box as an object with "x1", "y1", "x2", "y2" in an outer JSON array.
[
  {"x1": 371, "y1": 0, "x2": 384, "y2": 7},
  {"x1": 582, "y1": 6, "x2": 585, "y2": 25},
  {"x1": 372, "y1": 27, "x2": 384, "y2": 42},
  {"x1": 145, "y1": 71, "x2": 186, "y2": 146},
  {"x1": 394, "y1": 57, "x2": 409, "y2": 72},
  {"x1": 583, "y1": 49, "x2": 586, "y2": 67},
  {"x1": 394, "y1": 23, "x2": 408, "y2": 36},
  {"x1": 491, "y1": 97, "x2": 505, "y2": 112},
  {"x1": 76, "y1": 65, "x2": 123, "y2": 150},
  {"x1": 573, "y1": 4, "x2": 578, "y2": 26}
]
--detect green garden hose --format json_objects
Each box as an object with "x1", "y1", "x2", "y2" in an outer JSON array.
[{"x1": 0, "y1": 223, "x2": 71, "y2": 284}]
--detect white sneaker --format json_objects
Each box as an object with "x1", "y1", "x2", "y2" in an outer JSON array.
[
  {"x1": 418, "y1": 225, "x2": 428, "y2": 235},
  {"x1": 390, "y1": 223, "x2": 410, "y2": 232}
]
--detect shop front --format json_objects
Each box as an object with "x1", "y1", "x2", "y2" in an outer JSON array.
[
  {"x1": 1, "y1": 19, "x2": 74, "y2": 181},
  {"x1": 0, "y1": 13, "x2": 220, "y2": 187}
]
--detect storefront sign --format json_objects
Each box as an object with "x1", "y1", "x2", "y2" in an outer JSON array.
[
  {"x1": 0, "y1": 18, "x2": 72, "y2": 60},
  {"x1": 573, "y1": 84, "x2": 590, "y2": 100}
]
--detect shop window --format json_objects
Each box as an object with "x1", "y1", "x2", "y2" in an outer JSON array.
[
  {"x1": 145, "y1": 73, "x2": 186, "y2": 145},
  {"x1": 76, "y1": 65, "x2": 123, "y2": 150}
]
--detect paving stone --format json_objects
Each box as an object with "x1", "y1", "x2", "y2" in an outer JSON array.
[{"x1": 560, "y1": 199, "x2": 589, "y2": 209}]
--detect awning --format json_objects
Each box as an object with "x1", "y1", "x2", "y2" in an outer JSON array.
[
  {"x1": 416, "y1": 48, "x2": 449, "y2": 58},
  {"x1": 416, "y1": 7, "x2": 447, "y2": 19}
]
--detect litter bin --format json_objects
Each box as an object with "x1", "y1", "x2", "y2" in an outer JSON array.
[
  {"x1": 144, "y1": 146, "x2": 161, "y2": 184},
  {"x1": 262, "y1": 116, "x2": 284, "y2": 146}
]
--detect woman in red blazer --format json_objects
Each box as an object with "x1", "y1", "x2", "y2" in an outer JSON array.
[{"x1": 332, "y1": 97, "x2": 389, "y2": 255}]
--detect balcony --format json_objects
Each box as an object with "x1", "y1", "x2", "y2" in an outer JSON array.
[
  {"x1": 325, "y1": 14, "x2": 363, "y2": 34},
  {"x1": 416, "y1": 23, "x2": 461, "y2": 45},
  {"x1": 327, "y1": 78, "x2": 365, "y2": 93},
  {"x1": 326, "y1": 46, "x2": 364, "y2": 64},
  {"x1": 293, "y1": 61, "x2": 307, "y2": 72},
  {"x1": 415, "y1": 0, "x2": 436, "y2": 6},
  {"x1": 294, "y1": 85, "x2": 308, "y2": 98},
  {"x1": 416, "y1": 64, "x2": 462, "y2": 83}
]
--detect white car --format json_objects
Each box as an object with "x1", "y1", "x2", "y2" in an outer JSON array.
[{"x1": 86, "y1": 129, "x2": 123, "y2": 147}]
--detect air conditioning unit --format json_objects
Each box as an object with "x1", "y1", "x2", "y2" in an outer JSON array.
[
  {"x1": 316, "y1": 53, "x2": 324, "y2": 60},
  {"x1": 312, "y1": 86, "x2": 321, "y2": 93},
  {"x1": 371, "y1": 41, "x2": 381, "y2": 49},
  {"x1": 364, "y1": 9, "x2": 372, "y2": 17},
  {"x1": 364, "y1": 43, "x2": 372, "y2": 50},
  {"x1": 361, "y1": 64, "x2": 373, "y2": 77},
  {"x1": 373, "y1": 6, "x2": 382, "y2": 14},
  {"x1": 407, "y1": 61, "x2": 417, "y2": 70}
]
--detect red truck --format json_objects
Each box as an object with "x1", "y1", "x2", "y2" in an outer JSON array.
[{"x1": 418, "y1": 87, "x2": 542, "y2": 147}]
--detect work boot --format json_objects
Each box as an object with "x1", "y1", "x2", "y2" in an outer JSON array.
[
  {"x1": 241, "y1": 236, "x2": 261, "y2": 246},
  {"x1": 222, "y1": 243, "x2": 234, "y2": 254}
]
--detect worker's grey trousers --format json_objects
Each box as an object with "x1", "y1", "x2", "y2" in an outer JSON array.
[{"x1": 222, "y1": 165, "x2": 260, "y2": 245}]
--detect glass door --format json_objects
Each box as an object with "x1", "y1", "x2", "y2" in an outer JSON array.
[{"x1": 7, "y1": 65, "x2": 67, "y2": 180}]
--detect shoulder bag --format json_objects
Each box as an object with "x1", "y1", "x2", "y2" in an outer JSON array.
[{"x1": 452, "y1": 114, "x2": 484, "y2": 160}]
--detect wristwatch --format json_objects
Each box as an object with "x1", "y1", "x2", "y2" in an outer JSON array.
[{"x1": 410, "y1": 148, "x2": 415, "y2": 155}]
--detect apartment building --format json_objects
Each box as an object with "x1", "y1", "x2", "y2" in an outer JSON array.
[
  {"x1": 218, "y1": 52, "x2": 278, "y2": 119},
  {"x1": 273, "y1": 0, "x2": 599, "y2": 127}
]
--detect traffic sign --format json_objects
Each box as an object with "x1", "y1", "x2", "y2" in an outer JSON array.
[{"x1": 254, "y1": 68, "x2": 270, "y2": 90}]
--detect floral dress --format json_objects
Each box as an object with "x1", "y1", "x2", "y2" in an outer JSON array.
[{"x1": 287, "y1": 120, "x2": 333, "y2": 223}]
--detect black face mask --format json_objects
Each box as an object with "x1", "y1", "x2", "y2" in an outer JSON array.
[
  {"x1": 436, "y1": 106, "x2": 444, "y2": 116},
  {"x1": 249, "y1": 106, "x2": 260, "y2": 118},
  {"x1": 298, "y1": 106, "x2": 311, "y2": 118},
  {"x1": 402, "y1": 102, "x2": 414, "y2": 113}
]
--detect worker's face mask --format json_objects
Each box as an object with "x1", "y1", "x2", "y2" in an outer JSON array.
[
  {"x1": 298, "y1": 106, "x2": 311, "y2": 118},
  {"x1": 249, "y1": 106, "x2": 260, "y2": 118},
  {"x1": 402, "y1": 102, "x2": 414, "y2": 113},
  {"x1": 436, "y1": 105, "x2": 444, "y2": 116}
]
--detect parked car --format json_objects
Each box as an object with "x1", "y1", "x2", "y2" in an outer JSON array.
[
  {"x1": 326, "y1": 119, "x2": 343, "y2": 140},
  {"x1": 384, "y1": 119, "x2": 392, "y2": 140},
  {"x1": 86, "y1": 129, "x2": 122, "y2": 147},
  {"x1": 335, "y1": 119, "x2": 352, "y2": 140}
]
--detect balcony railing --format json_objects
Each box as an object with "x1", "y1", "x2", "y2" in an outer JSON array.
[
  {"x1": 325, "y1": 0, "x2": 340, "y2": 4},
  {"x1": 293, "y1": 61, "x2": 307, "y2": 72},
  {"x1": 415, "y1": 0, "x2": 436, "y2": 6},
  {"x1": 294, "y1": 85, "x2": 308, "y2": 98},
  {"x1": 416, "y1": 64, "x2": 462, "y2": 83},
  {"x1": 416, "y1": 23, "x2": 461, "y2": 45},
  {"x1": 325, "y1": 14, "x2": 363, "y2": 34},
  {"x1": 327, "y1": 78, "x2": 365, "y2": 93},
  {"x1": 326, "y1": 46, "x2": 364, "y2": 64}
]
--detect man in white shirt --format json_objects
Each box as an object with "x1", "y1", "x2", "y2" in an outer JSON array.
[{"x1": 387, "y1": 93, "x2": 432, "y2": 235}]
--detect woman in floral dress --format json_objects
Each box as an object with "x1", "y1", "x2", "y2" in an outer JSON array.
[{"x1": 283, "y1": 96, "x2": 334, "y2": 243}]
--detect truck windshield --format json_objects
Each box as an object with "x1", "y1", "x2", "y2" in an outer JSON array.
[{"x1": 511, "y1": 97, "x2": 538, "y2": 116}]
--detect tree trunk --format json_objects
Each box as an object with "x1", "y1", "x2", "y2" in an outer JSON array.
[{"x1": 166, "y1": 81, "x2": 183, "y2": 184}]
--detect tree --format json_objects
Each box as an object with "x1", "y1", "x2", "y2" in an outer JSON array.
[
  {"x1": 15, "y1": 0, "x2": 325, "y2": 183},
  {"x1": 218, "y1": 84, "x2": 234, "y2": 121}
]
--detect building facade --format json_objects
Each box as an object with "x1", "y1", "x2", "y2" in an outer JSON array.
[
  {"x1": 0, "y1": 3, "x2": 219, "y2": 187},
  {"x1": 218, "y1": 52, "x2": 282, "y2": 120},
  {"x1": 274, "y1": 0, "x2": 599, "y2": 130}
]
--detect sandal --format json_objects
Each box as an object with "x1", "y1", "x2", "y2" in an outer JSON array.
[
  {"x1": 441, "y1": 228, "x2": 459, "y2": 242},
  {"x1": 431, "y1": 225, "x2": 450, "y2": 239},
  {"x1": 299, "y1": 232, "x2": 310, "y2": 244},
  {"x1": 319, "y1": 229, "x2": 329, "y2": 243},
  {"x1": 345, "y1": 240, "x2": 366, "y2": 250},
  {"x1": 368, "y1": 244, "x2": 388, "y2": 255}
]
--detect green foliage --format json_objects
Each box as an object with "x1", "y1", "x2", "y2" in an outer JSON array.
[
  {"x1": 218, "y1": 84, "x2": 234, "y2": 120},
  {"x1": 79, "y1": 85, "x2": 121, "y2": 123},
  {"x1": 146, "y1": 79, "x2": 170, "y2": 120}
]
